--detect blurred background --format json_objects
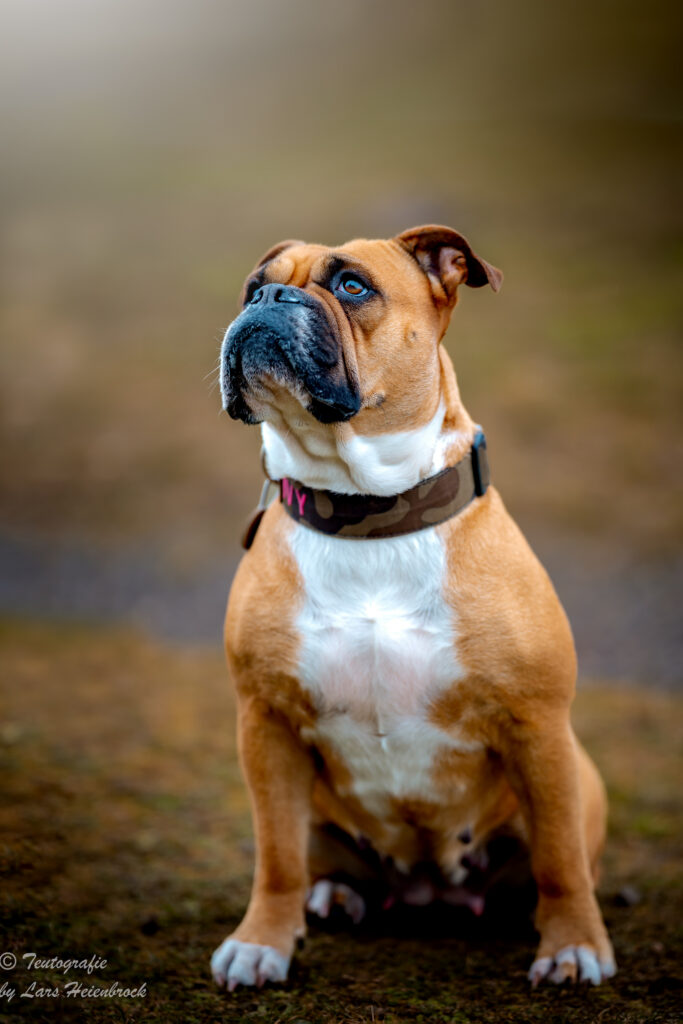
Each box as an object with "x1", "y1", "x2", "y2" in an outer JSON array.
[
  {"x1": 1, "y1": 3, "x2": 682, "y2": 1020},
  {"x1": 1, "y1": 0, "x2": 681, "y2": 685}
]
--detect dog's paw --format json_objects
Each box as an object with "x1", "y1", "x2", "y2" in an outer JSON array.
[
  {"x1": 306, "y1": 879, "x2": 366, "y2": 925},
  {"x1": 211, "y1": 938, "x2": 290, "y2": 991},
  {"x1": 528, "y1": 945, "x2": 617, "y2": 987}
]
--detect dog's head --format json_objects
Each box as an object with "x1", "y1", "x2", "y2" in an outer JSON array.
[{"x1": 220, "y1": 226, "x2": 502, "y2": 436}]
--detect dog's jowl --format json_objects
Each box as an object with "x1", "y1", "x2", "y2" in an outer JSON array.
[{"x1": 211, "y1": 225, "x2": 616, "y2": 991}]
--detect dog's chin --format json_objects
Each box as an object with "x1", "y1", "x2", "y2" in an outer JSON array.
[
  {"x1": 223, "y1": 374, "x2": 359, "y2": 426},
  {"x1": 222, "y1": 371, "x2": 306, "y2": 424}
]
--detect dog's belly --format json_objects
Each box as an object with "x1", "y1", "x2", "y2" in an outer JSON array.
[{"x1": 290, "y1": 527, "x2": 484, "y2": 840}]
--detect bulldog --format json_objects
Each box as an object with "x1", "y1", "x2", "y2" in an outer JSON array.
[{"x1": 211, "y1": 225, "x2": 616, "y2": 991}]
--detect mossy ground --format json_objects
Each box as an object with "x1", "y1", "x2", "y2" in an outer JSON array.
[{"x1": 1, "y1": 620, "x2": 681, "y2": 1023}]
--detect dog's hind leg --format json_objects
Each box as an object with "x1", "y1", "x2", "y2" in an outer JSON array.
[
  {"x1": 306, "y1": 878, "x2": 367, "y2": 924},
  {"x1": 307, "y1": 821, "x2": 380, "y2": 925}
]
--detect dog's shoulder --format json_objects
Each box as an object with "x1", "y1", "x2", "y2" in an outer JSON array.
[{"x1": 439, "y1": 486, "x2": 577, "y2": 707}]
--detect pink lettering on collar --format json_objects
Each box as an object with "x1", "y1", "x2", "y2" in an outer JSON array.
[
  {"x1": 295, "y1": 488, "x2": 307, "y2": 516},
  {"x1": 282, "y1": 478, "x2": 294, "y2": 506}
]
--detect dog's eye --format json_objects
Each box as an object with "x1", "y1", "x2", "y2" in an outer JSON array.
[{"x1": 337, "y1": 274, "x2": 368, "y2": 298}]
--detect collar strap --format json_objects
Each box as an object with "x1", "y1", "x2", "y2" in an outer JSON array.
[{"x1": 279, "y1": 430, "x2": 489, "y2": 540}]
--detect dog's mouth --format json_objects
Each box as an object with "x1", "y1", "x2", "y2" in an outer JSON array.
[{"x1": 220, "y1": 283, "x2": 360, "y2": 425}]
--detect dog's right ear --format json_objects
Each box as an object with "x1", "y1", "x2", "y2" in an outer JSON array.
[{"x1": 239, "y1": 240, "x2": 305, "y2": 305}]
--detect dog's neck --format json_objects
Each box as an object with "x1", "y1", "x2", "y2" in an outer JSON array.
[{"x1": 260, "y1": 347, "x2": 475, "y2": 496}]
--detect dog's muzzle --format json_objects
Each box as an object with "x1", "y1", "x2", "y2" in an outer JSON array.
[{"x1": 220, "y1": 283, "x2": 360, "y2": 424}]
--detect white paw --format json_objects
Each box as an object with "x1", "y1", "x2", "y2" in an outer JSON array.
[
  {"x1": 211, "y1": 938, "x2": 290, "y2": 991},
  {"x1": 528, "y1": 944, "x2": 617, "y2": 987},
  {"x1": 306, "y1": 879, "x2": 366, "y2": 925}
]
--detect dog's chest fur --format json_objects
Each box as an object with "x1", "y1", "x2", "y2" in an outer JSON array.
[{"x1": 290, "y1": 526, "x2": 481, "y2": 819}]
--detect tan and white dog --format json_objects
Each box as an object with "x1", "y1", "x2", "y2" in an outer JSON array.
[{"x1": 211, "y1": 225, "x2": 615, "y2": 991}]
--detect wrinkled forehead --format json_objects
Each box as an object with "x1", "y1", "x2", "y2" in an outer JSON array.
[{"x1": 252, "y1": 238, "x2": 426, "y2": 294}]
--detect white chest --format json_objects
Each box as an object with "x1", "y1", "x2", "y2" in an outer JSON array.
[{"x1": 289, "y1": 526, "x2": 476, "y2": 815}]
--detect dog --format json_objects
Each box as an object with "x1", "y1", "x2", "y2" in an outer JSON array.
[{"x1": 211, "y1": 225, "x2": 616, "y2": 991}]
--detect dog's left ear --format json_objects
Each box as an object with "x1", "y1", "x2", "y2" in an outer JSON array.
[
  {"x1": 253, "y1": 239, "x2": 306, "y2": 270},
  {"x1": 396, "y1": 225, "x2": 503, "y2": 308}
]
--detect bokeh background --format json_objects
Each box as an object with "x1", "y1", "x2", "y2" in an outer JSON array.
[
  {"x1": 1, "y1": 0, "x2": 681, "y2": 683},
  {"x1": 1, "y1": 2, "x2": 681, "y2": 1021}
]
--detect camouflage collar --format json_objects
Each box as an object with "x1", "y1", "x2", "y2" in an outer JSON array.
[{"x1": 275, "y1": 430, "x2": 490, "y2": 541}]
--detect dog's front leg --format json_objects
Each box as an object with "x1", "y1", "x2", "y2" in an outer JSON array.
[
  {"x1": 501, "y1": 716, "x2": 616, "y2": 986},
  {"x1": 212, "y1": 694, "x2": 314, "y2": 991}
]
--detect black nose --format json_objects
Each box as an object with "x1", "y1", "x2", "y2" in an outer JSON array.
[{"x1": 248, "y1": 283, "x2": 303, "y2": 306}]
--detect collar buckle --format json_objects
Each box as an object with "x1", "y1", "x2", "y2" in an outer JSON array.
[{"x1": 471, "y1": 429, "x2": 490, "y2": 497}]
